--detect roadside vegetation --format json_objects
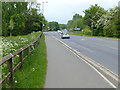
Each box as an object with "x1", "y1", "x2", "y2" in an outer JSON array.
[
  {"x1": 13, "y1": 34, "x2": 47, "y2": 88},
  {"x1": 1, "y1": 1, "x2": 48, "y2": 88},
  {"x1": 47, "y1": 4, "x2": 120, "y2": 38},
  {"x1": 2, "y1": 2, "x2": 47, "y2": 37},
  {"x1": 1, "y1": 32, "x2": 41, "y2": 86},
  {"x1": 2, "y1": 32, "x2": 41, "y2": 57},
  {"x1": 2, "y1": 34, "x2": 47, "y2": 88},
  {"x1": 67, "y1": 4, "x2": 120, "y2": 38}
]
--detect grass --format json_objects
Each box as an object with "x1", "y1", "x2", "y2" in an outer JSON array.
[
  {"x1": 69, "y1": 31, "x2": 119, "y2": 40},
  {"x1": 12, "y1": 34, "x2": 47, "y2": 88},
  {"x1": 1, "y1": 32, "x2": 47, "y2": 88},
  {"x1": 1, "y1": 32, "x2": 41, "y2": 82},
  {"x1": 1, "y1": 31, "x2": 41, "y2": 57}
]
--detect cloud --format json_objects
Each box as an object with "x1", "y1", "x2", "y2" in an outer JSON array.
[{"x1": 37, "y1": 0, "x2": 119, "y2": 24}]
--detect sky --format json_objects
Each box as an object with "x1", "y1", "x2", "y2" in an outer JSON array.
[{"x1": 37, "y1": 0, "x2": 119, "y2": 24}]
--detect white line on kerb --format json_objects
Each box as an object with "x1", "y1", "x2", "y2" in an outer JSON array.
[
  {"x1": 52, "y1": 36, "x2": 117, "y2": 88},
  {"x1": 69, "y1": 48, "x2": 117, "y2": 88}
]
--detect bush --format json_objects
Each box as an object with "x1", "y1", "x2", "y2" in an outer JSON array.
[
  {"x1": 83, "y1": 27, "x2": 91, "y2": 35},
  {"x1": 103, "y1": 26, "x2": 113, "y2": 37}
]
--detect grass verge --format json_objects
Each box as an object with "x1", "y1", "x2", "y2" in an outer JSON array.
[
  {"x1": 2, "y1": 31, "x2": 41, "y2": 57},
  {"x1": 13, "y1": 34, "x2": 47, "y2": 88},
  {"x1": 1, "y1": 32, "x2": 41, "y2": 83}
]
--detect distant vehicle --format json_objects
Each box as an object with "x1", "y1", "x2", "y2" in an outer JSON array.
[
  {"x1": 61, "y1": 30, "x2": 70, "y2": 39},
  {"x1": 57, "y1": 30, "x2": 62, "y2": 33}
]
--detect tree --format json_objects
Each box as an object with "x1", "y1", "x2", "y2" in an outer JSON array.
[
  {"x1": 2, "y1": 2, "x2": 47, "y2": 36},
  {"x1": 9, "y1": 18, "x2": 14, "y2": 36},
  {"x1": 48, "y1": 21, "x2": 60, "y2": 31},
  {"x1": 83, "y1": 4, "x2": 106, "y2": 36},
  {"x1": 11, "y1": 14, "x2": 27, "y2": 36},
  {"x1": 67, "y1": 14, "x2": 85, "y2": 31},
  {"x1": 67, "y1": 20, "x2": 73, "y2": 31},
  {"x1": 2, "y1": 2, "x2": 28, "y2": 36},
  {"x1": 59, "y1": 24, "x2": 67, "y2": 30},
  {"x1": 102, "y1": 7, "x2": 120, "y2": 37}
]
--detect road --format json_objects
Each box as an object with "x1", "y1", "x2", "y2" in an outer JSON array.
[
  {"x1": 45, "y1": 32, "x2": 118, "y2": 75},
  {"x1": 44, "y1": 32, "x2": 114, "y2": 88}
]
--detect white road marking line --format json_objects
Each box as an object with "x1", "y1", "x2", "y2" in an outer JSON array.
[
  {"x1": 52, "y1": 36, "x2": 119, "y2": 77},
  {"x1": 81, "y1": 38, "x2": 85, "y2": 41},
  {"x1": 69, "y1": 48, "x2": 117, "y2": 88},
  {"x1": 52, "y1": 36, "x2": 117, "y2": 88}
]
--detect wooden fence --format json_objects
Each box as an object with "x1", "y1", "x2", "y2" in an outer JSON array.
[{"x1": 0, "y1": 33, "x2": 42, "y2": 88}]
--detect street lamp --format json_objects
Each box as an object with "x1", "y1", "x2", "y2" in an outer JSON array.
[
  {"x1": 89, "y1": 16, "x2": 95, "y2": 36},
  {"x1": 42, "y1": 1, "x2": 48, "y2": 15},
  {"x1": 118, "y1": 1, "x2": 120, "y2": 7},
  {"x1": 91, "y1": 23, "x2": 93, "y2": 36},
  {"x1": 37, "y1": 3, "x2": 41, "y2": 14}
]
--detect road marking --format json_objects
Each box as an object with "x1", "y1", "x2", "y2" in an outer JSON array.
[
  {"x1": 52, "y1": 36, "x2": 119, "y2": 77},
  {"x1": 81, "y1": 38, "x2": 85, "y2": 41},
  {"x1": 69, "y1": 48, "x2": 117, "y2": 88},
  {"x1": 52, "y1": 36, "x2": 118, "y2": 88}
]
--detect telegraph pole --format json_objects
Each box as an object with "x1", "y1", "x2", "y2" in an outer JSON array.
[
  {"x1": 118, "y1": 1, "x2": 120, "y2": 7},
  {"x1": 91, "y1": 23, "x2": 93, "y2": 36},
  {"x1": 42, "y1": 1, "x2": 48, "y2": 15}
]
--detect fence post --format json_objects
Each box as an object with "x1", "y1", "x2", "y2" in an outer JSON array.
[
  {"x1": 26, "y1": 47, "x2": 29, "y2": 56},
  {"x1": 19, "y1": 51, "x2": 23, "y2": 68},
  {"x1": 7, "y1": 57, "x2": 14, "y2": 88},
  {"x1": 34, "y1": 41, "x2": 37, "y2": 47}
]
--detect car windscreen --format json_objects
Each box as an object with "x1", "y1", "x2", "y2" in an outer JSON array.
[{"x1": 63, "y1": 31, "x2": 68, "y2": 34}]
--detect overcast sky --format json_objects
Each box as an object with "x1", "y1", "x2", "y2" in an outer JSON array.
[{"x1": 37, "y1": 0, "x2": 119, "y2": 24}]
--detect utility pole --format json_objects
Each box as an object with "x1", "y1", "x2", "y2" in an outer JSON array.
[
  {"x1": 118, "y1": 1, "x2": 120, "y2": 7},
  {"x1": 42, "y1": 1, "x2": 48, "y2": 15},
  {"x1": 41, "y1": 1, "x2": 48, "y2": 32},
  {"x1": 42, "y1": 2, "x2": 44, "y2": 14},
  {"x1": 91, "y1": 23, "x2": 93, "y2": 36}
]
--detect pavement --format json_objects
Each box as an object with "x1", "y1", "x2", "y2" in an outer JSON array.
[{"x1": 44, "y1": 32, "x2": 113, "y2": 88}]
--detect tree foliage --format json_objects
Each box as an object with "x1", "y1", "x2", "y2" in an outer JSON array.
[
  {"x1": 59, "y1": 24, "x2": 67, "y2": 30},
  {"x1": 67, "y1": 4, "x2": 120, "y2": 38},
  {"x1": 67, "y1": 14, "x2": 85, "y2": 31},
  {"x1": 48, "y1": 21, "x2": 60, "y2": 31},
  {"x1": 2, "y1": 2, "x2": 47, "y2": 36}
]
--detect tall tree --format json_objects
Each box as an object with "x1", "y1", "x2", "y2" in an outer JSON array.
[
  {"x1": 102, "y1": 7, "x2": 120, "y2": 37},
  {"x1": 67, "y1": 14, "x2": 85, "y2": 31},
  {"x1": 2, "y1": 2, "x2": 47, "y2": 36},
  {"x1": 83, "y1": 4, "x2": 106, "y2": 36},
  {"x1": 59, "y1": 24, "x2": 67, "y2": 30},
  {"x1": 48, "y1": 21, "x2": 60, "y2": 31}
]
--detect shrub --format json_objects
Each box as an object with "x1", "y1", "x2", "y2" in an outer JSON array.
[{"x1": 83, "y1": 27, "x2": 91, "y2": 35}]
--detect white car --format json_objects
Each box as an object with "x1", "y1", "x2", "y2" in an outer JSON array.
[
  {"x1": 61, "y1": 30, "x2": 70, "y2": 39},
  {"x1": 57, "y1": 30, "x2": 62, "y2": 33}
]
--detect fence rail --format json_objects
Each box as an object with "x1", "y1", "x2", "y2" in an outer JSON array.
[{"x1": 0, "y1": 32, "x2": 42, "y2": 88}]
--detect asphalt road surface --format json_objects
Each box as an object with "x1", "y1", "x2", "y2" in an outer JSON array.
[
  {"x1": 45, "y1": 32, "x2": 118, "y2": 75},
  {"x1": 44, "y1": 32, "x2": 113, "y2": 88}
]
